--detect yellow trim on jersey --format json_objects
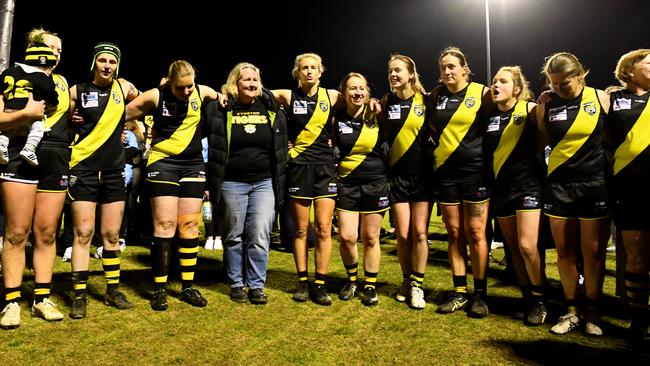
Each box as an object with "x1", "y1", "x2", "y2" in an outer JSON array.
[
  {"x1": 179, "y1": 177, "x2": 206, "y2": 183},
  {"x1": 339, "y1": 108, "x2": 378, "y2": 178},
  {"x1": 493, "y1": 101, "x2": 528, "y2": 178},
  {"x1": 547, "y1": 87, "x2": 600, "y2": 176},
  {"x1": 437, "y1": 200, "x2": 461, "y2": 206},
  {"x1": 388, "y1": 92, "x2": 425, "y2": 167},
  {"x1": 37, "y1": 189, "x2": 67, "y2": 193},
  {"x1": 46, "y1": 74, "x2": 70, "y2": 130},
  {"x1": 464, "y1": 198, "x2": 490, "y2": 204},
  {"x1": 70, "y1": 80, "x2": 124, "y2": 169},
  {"x1": 544, "y1": 213, "x2": 569, "y2": 220},
  {"x1": 148, "y1": 88, "x2": 202, "y2": 166},
  {"x1": 146, "y1": 179, "x2": 180, "y2": 186},
  {"x1": 434, "y1": 83, "x2": 484, "y2": 171},
  {"x1": 289, "y1": 88, "x2": 329, "y2": 159},
  {"x1": 578, "y1": 215, "x2": 610, "y2": 221},
  {"x1": 613, "y1": 97, "x2": 650, "y2": 175}
]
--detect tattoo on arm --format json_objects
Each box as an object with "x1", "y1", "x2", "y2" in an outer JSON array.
[{"x1": 467, "y1": 203, "x2": 485, "y2": 218}]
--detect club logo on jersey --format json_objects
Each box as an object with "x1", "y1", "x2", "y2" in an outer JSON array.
[
  {"x1": 513, "y1": 113, "x2": 524, "y2": 125},
  {"x1": 190, "y1": 99, "x2": 199, "y2": 112},
  {"x1": 378, "y1": 196, "x2": 389, "y2": 208},
  {"x1": 319, "y1": 100, "x2": 329, "y2": 112},
  {"x1": 55, "y1": 81, "x2": 66, "y2": 92},
  {"x1": 582, "y1": 102, "x2": 597, "y2": 116},
  {"x1": 59, "y1": 175, "x2": 69, "y2": 188},
  {"x1": 69, "y1": 175, "x2": 77, "y2": 187},
  {"x1": 366, "y1": 120, "x2": 376, "y2": 129},
  {"x1": 521, "y1": 196, "x2": 539, "y2": 209},
  {"x1": 465, "y1": 97, "x2": 476, "y2": 109},
  {"x1": 244, "y1": 124, "x2": 256, "y2": 134},
  {"x1": 413, "y1": 105, "x2": 424, "y2": 117},
  {"x1": 327, "y1": 182, "x2": 337, "y2": 193},
  {"x1": 112, "y1": 90, "x2": 122, "y2": 105}
]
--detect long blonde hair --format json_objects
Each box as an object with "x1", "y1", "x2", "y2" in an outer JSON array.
[
  {"x1": 495, "y1": 66, "x2": 533, "y2": 101},
  {"x1": 614, "y1": 49, "x2": 650, "y2": 89},
  {"x1": 221, "y1": 62, "x2": 263, "y2": 100},
  {"x1": 388, "y1": 54, "x2": 425, "y2": 94}
]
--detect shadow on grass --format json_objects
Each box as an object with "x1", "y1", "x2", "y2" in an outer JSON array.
[{"x1": 490, "y1": 338, "x2": 649, "y2": 363}]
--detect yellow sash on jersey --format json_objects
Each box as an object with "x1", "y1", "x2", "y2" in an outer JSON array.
[
  {"x1": 388, "y1": 92, "x2": 425, "y2": 167},
  {"x1": 547, "y1": 87, "x2": 600, "y2": 176},
  {"x1": 339, "y1": 107, "x2": 377, "y2": 178},
  {"x1": 70, "y1": 80, "x2": 124, "y2": 169},
  {"x1": 493, "y1": 101, "x2": 528, "y2": 178},
  {"x1": 288, "y1": 87, "x2": 329, "y2": 159},
  {"x1": 46, "y1": 74, "x2": 69, "y2": 130},
  {"x1": 148, "y1": 88, "x2": 201, "y2": 166},
  {"x1": 434, "y1": 82, "x2": 483, "y2": 171},
  {"x1": 613, "y1": 97, "x2": 650, "y2": 175}
]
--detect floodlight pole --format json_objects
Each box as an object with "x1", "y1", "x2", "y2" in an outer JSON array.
[
  {"x1": 485, "y1": 0, "x2": 492, "y2": 85},
  {"x1": 0, "y1": 0, "x2": 15, "y2": 72}
]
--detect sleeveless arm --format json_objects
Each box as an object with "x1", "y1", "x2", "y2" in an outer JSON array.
[{"x1": 125, "y1": 88, "x2": 159, "y2": 122}]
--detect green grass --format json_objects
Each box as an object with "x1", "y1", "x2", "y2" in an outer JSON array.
[{"x1": 0, "y1": 215, "x2": 645, "y2": 365}]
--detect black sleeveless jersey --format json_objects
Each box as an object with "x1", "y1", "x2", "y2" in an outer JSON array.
[
  {"x1": 0, "y1": 64, "x2": 58, "y2": 109},
  {"x1": 334, "y1": 107, "x2": 387, "y2": 184},
  {"x1": 608, "y1": 89, "x2": 650, "y2": 180},
  {"x1": 483, "y1": 100, "x2": 542, "y2": 194},
  {"x1": 287, "y1": 87, "x2": 333, "y2": 164},
  {"x1": 383, "y1": 92, "x2": 430, "y2": 176},
  {"x1": 42, "y1": 73, "x2": 73, "y2": 147},
  {"x1": 70, "y1": 80, "x2": 125, "y2": 171},
  {"x1": 148, "y1": 85, "x2": 203, "y2": 167},
  {"x1": 544, "y1": 87, "x2": 605, "y2": 183},
  {"x1": 430, "y1": 82, "x2": 487, "y2": 181}
]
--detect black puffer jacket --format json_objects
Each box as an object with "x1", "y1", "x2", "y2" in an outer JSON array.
[{"x1": 203, "y1": 88, "x2": 287, "y2": 209}]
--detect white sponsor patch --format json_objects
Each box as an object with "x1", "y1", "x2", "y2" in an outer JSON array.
[
  {"x1": 436, "y1": 96, "x2": 448, "y2": 110},
  {"x1": 338, "y1": 122, "x2": 353, "y2": 134},
  {"x1": 548, "y1": 106, "x2": 567, "y2": 122},
  {"x1": 487, "y1": 116, "x2": 501, "y2": 132},
  {"x1": 612, "y1": 98, "x2": 631, "y2": 111},
  {"x1": 81, "y1": 92, "x2": 99, "y2": 108},
  {"x1": 388, "y1": 104, "x2": 401, "y2": 119},
  {"x1": 293, "y1": 100, "x2": 308, "y2": 115}
]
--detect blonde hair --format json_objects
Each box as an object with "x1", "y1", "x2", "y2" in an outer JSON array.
[
  {"x1": 292, "y1": 53, "x2": 325, "y2": 83},
  {"x1": 388, "y1": 54, "x2": 425, "y2": 94},
  {"x1": 614, "y1": 49, "x2": 650, "y2": 89},
  {"x1": 338, "y1": 72, "x2": 370, "y2": 100},
  {"x1": 439, "y1": 46, "x2": 471, "y2": 81},
  {"x1": 167, "y1": 60, "x2": 195, "y2": 84},
  {"x1": 542, "y1": 52, "x2": 589, "y2": 86},
  {"x1": 221, "y1": 62, "x2": 263, "y2": 100},
  {"x1": 26, "y1": 27, "x2": 59, "y2": 47},
  {"x1": 495, "y1": 66, "x2": 533, "y2": 101}
]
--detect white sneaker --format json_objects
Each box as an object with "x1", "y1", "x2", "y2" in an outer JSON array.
[
  {"x1": 204, "y1": 237, "x2": 214, "y2": 250},
  {"x1": 0, "y1": 146, "x2": 8, "y2": 165},
  {"x1": 19, "y1": 149, "x2": 39, "y2": 166},
  {"x1": 409, "y1": 283, "x2": 426, "y2": 309},
  {"x1": 213, "y1": 236, "x2": 223, "y2": 251},
  {"x1": 0, "y1": 236, "x2": 4, "y2": 254},
  {"x1": 119, "y1": 238, "x2": 126, "y2": 252},
  {"x1": 31, "y1": 298, "x2": 64, "y2": 321},
  {"x1": 490, "y1": 240, "x2": 504, "y2": 250},
  {"x1": 584, "y1": 322, "x2": 603, "y2": 336},
  {"x1": 550, "y1": 313, "x2": 580, "y2": 335},
  {"x1": 95, "y1": 246, "x2": 103, "y2": 259},
  {"x1": 62, "y1": 247, "x2": 72, "y2": 262},
  {"x1": 0, "y1": 302, "x2": 21, "y2": 329}
]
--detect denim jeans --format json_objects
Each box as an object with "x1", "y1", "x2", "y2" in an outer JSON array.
[{"x1": 221, "y1": 178, "x2": 275, "y2": 289}]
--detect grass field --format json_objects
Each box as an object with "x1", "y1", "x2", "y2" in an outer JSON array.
[{"x1": 0, "y1": 215, "x2": 647, "y2": 365}]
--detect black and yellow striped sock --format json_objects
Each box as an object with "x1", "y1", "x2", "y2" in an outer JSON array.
[
  {"x1": 72, "y1": 271, "x2": 89, "y2": 299},
  {"x1": 530, "y1": 284, "x2": 545, "y2": 302},
  {"x1": 566, "y1": 298, "x2": 578, "y2": 315},
  {"x1": 364, "y1": 271, "x2": 378, "y2": 289},
  {"x1": 178, "y1": 238, "x2": 199, "y2": 290},
  {"x1": 102, "y1": 249, "x2": 121, "y2": 293},
  {"x1": 453, "y1": 275, "x2": 468, "y2": 294},
  {"x1": 297, "y1": 270, "x2": 309, "y2": 283},
  {"x1": 474, "y1": 278, "x2": 487, "y2": 296},
  {"x1": 410, "y1": 271, "x2": 424, "y2": 288},
  {"x1": 314, "y1": 272, "x2": 327, "y2": 287},
  {"x1": 345, "y1": 263, "x2": 358, "y2": 283},
  {"x1": 33, "y1": 282, "x2": 51, "y2": 304},
  {"x1": 151, "y1": 237, "x2": 172, "y2": 291},
  {"x1": 4, "y1": 287, "x2": 21, "y2": 304},
  {"x1": 625, "y1": 271, "x2": 649, "y2": 328}
]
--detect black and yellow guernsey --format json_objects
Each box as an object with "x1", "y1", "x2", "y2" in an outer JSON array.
[
  {"x1": 430, "y1": 82, "x2": 486, "y2": 180},
  {"x1": 483, "y1": 100, "x2": 542, "y2": 194},
  {"x1": 608, "y1": 89, "x2": 650, "y2": 180},
  {"x1": 42, "y1": 74, "x2": 72, "y2": 147},
  {"x1": 544, "y1": 87, "x2": 605, "y2": 183},
  {"x1": 384, "y1": 92, "x2": 429, "y2": 176},
  {"x1": 287, "y1": 87, "x2": 333, "y2": 164},
  {"x1": 70, "y1": 79, "x2": 126, "y2": 171},
  {"x1": 335, "y1": 106, "x2": 387, "y2": 184},
  {"x1": 148, "y1": 85, "x2": 203, "y2": 167}
]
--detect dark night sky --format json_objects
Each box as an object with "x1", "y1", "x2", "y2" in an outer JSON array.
[{"x1": 8, "y1": 0, "x2": 650, "y2": 97}]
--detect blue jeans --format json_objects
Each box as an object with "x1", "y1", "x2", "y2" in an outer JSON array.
[{"x1": 221, "y1": 178, "x2": 275, "y2": 289}]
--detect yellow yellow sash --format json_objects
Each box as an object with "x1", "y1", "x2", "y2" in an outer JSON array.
[
  {"x1": 46, "y1": 74, "x2": 69, "y2": 130},
  {"x1": 547, "y1": 87, "x2": 600, "y2": 176},
  {"x1": 493, "y1": 101, "x2": 528, "y2": 178},
  {"x1": 613, "y1": 96, "x2": 650, "y2": 175},
  {"x1": 339, "y1": 107, "x2": 377, "y2": 178},
  {"x1": 434, "y1": 82, "x2": 483, "y2": 171},
  {"x1": 289, "y1": 87, "x2": 329, "y2": 159},
  {"x1": 388, "y1": 92, "x2": 425, "y2": 167}
]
